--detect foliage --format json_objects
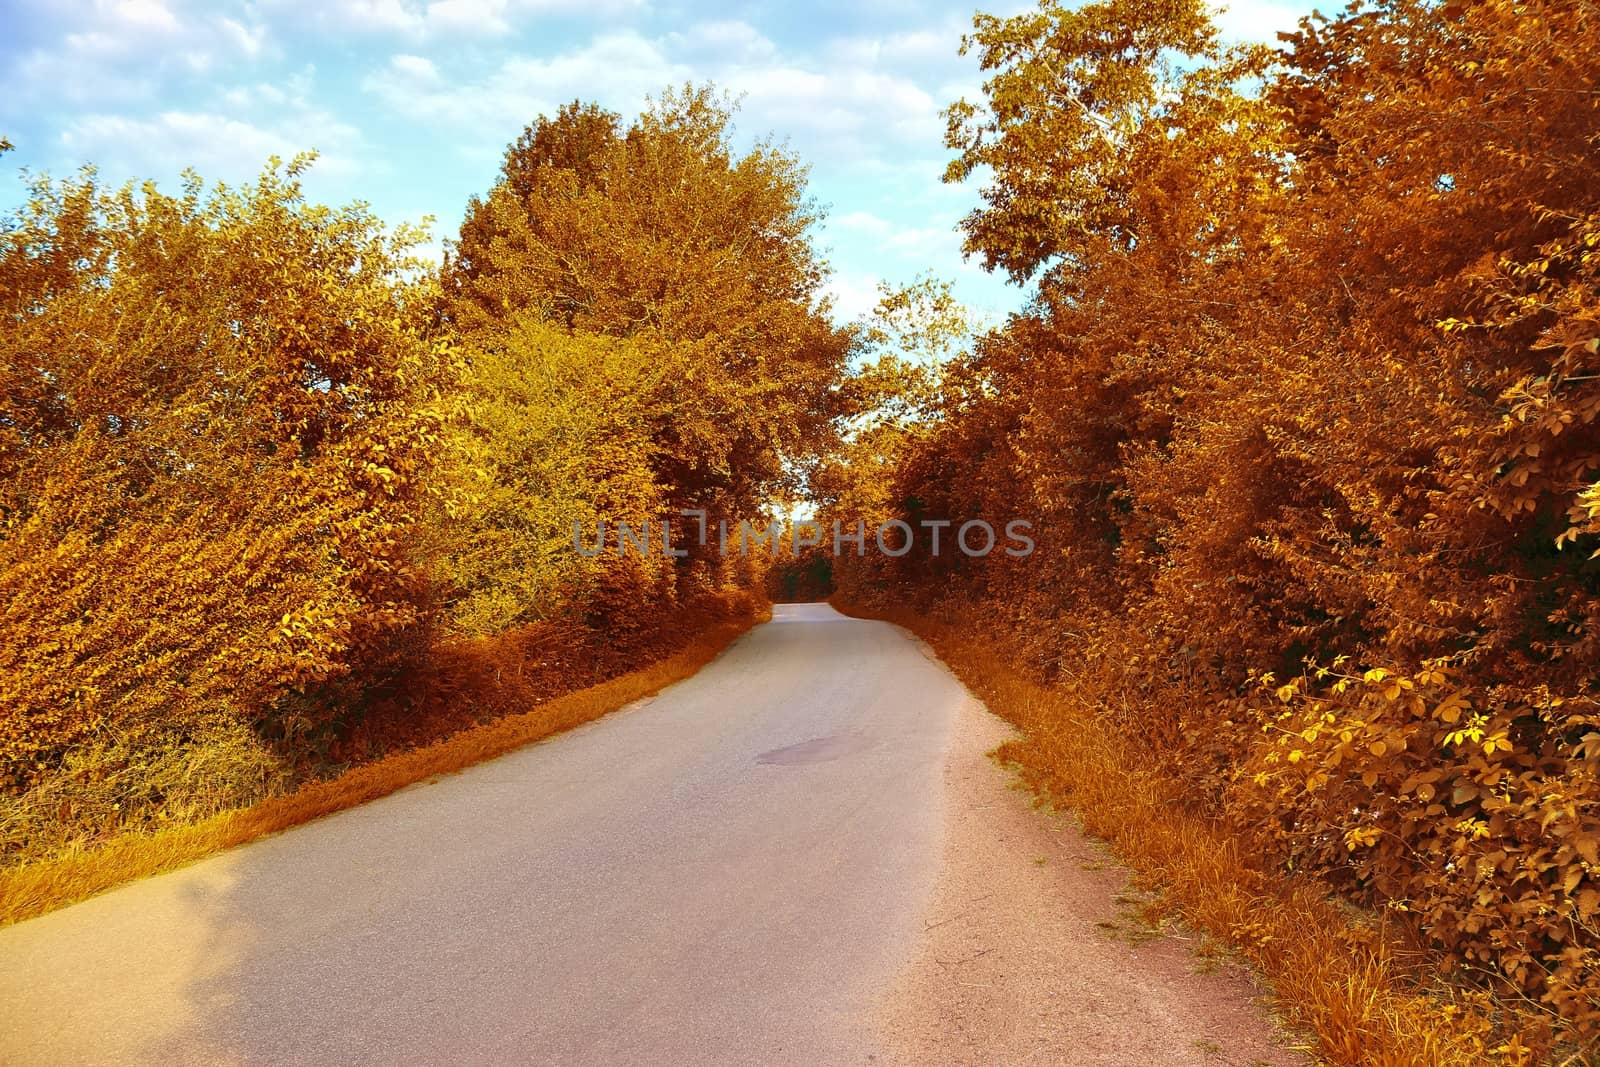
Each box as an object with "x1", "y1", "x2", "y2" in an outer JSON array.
[
  {"x1": 0, "y1": 158, "x2": 459, "y2": 791},
  {"x1": 435, "y1": 84, "x2": 855, "y2": 635},
  {"x1": 811, "y1": 276, "x2": 970, "y2": 528},
  {"x1": 1, "y1": 81, "x2": 836, "y2": 873},
  {"x1": 434, "y1": 317, "x2": 672, "y2": 636},
  {"x1": 1237, "y1": 662, "x2": 1600, "y2": 1028},
  {"x1": 839, "y1": 600, "x2": 1519, "y2": 1067},
  {"x1": 833, "y1": 0, "x2": 1600, "y2": 1042},
  {"x1": 443, "y1": 84, "x2": 852, "y2": 525}
]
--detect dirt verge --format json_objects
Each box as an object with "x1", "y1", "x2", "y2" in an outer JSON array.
[{"x1": 877, "y1": 682, "x2": 1307, "y2": 1067}]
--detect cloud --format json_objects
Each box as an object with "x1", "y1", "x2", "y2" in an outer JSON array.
[
  {"x1": 106, "y1": 0, "x2": 181, "y2": 32},
  {"x1": 423, "y1": 0, "x2": 513, "y2": 36},
  {"x1": 823, "y1": 269, "x2": 885, "y2": 324},
  {"x1": 834, "y1": 210, "x2": 895, "y2": 237},
  {"x1": 826, "y1": 18, "x2": 966, "y2": 69},
  {"x1": 0, "y1": 0, "x2": 275, "y2": 109},
  {"x1": 834, "y1": 209, "x2": 951, "y2": 244},
  {"x1": 825, "y1": 207, "x2": 963, "y2": 282},
  {"x1": 389, "y1": 53, "x2": 442, "y2": 82},
  {"x1": 58, "y1": 100, "x2": 363, "y2": 183},
  {"x1": 262, "y1": 0, "x2": 648, "y2": 39},
  {"x1": 729, "y1": 65, "x2": 940, "y2": 147},
  {"x1": 320, "y1": 0, "x2": 421, "y2": 33},
  {"x1": 218, "y1": 16, "x2": 270, "y2": 58},
  {"x1": 358, "y1": 20, "x2": 950, "y2": 171},
  {"x1": 663, "y1": 20, "x2": 778, "y2": 63},
  {"x1": 1209, "y1": 0, "x2": 1310, "y2": 43},
  {"x1": 362, "y1": 32, "x2": 686, "y2": 138}
]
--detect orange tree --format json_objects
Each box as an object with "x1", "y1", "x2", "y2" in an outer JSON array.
[
  {"x1": 843, "y1": 0, "x2": 1600, "y2": 1033},
  {"x1": 444, "y1": 85, "x2": 853, "y2": 548},
  {"x1": 0, "y1": 158, "x2": 460, "y2": 791}
]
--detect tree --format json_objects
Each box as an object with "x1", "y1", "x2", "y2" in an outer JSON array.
[
  {"x1": 865, "y1": 0, "x2": 1600, "y2": 1031},
  {"x1": 943, "y1": 0, "x2": 1223, "y2": 283},
  {"x1": 436, "y1": 319, "x2": 674, "y2": 636},
  {"x1": 445, "y1": 84, "x2": 853, "y2": 531},
  {"x1": 445, "y1": 100, "x2": 620, "y2": 318},
  {"x1": 813, "y1": 275, "x2": 968, "y2": 526},
  {"x1": 0, "y1": 158, "x2": 460, "y2": 787}
]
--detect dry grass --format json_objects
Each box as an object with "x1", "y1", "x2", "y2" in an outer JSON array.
[
  {"x1": 836, "y1": 599, "x2": 1540, "y2": 1067},
  {"x1": 0, "y1": 609, "x2": 763, "y2": 927}
]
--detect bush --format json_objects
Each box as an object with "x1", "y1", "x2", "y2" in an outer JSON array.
[
  {"x1": 0, "y1": 159, "x2": 460, "y2": 790},
  {"x1": 832, "y1": 0, "x2": 1600, "y2": 1037}
]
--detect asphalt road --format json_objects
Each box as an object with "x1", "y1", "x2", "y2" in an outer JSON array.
[{"x1": 0, "y1": 603, "x2": 966, "y2": 1066}]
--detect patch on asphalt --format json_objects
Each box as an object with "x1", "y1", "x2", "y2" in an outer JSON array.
[{"x1": 755, "y1": 734, "x2": 865, "y2": 765}]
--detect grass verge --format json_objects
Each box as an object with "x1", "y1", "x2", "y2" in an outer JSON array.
[
  {"x1": 835, "y1": 597, "x2": 1543, "y2": 1067},
  {"x1": 0, "y1": 608, "x2": 763, "y2": 927}
]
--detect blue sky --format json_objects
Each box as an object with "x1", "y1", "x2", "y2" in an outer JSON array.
[{"x1": 0, "y1": 0, "x2": 1314, "y2": 326}]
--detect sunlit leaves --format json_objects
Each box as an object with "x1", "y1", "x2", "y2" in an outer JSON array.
[
  {"x1": 0, "y1": 159, "x2": 460, "y2": 788},
  {"x1": 444, "y1": 85, "x2": 852, "y2": 525},
  {"x1": 850, "y1": 0, "x2": 1600, "y2": 1034}
]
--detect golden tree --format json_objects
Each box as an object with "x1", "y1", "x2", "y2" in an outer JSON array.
[
  {"x1": 858, "y1": 0, "x2": 1600, "y2": 1031},
  {"x1": 0, "y1": 158, "x2": 460, "y2": 794},
  {"x1": 444, "y1": 85, "x2": 852, "y2": 529}
]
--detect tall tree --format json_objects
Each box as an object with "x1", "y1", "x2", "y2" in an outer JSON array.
[
  {"x1": 445, "y1": 84, "x2": 852, "y2": 527},
  {"x1": 444, "y1": 100, "x2": 620, "y2": 319},
  {"x1": 841, "y1": 0, "x2": 1600, "y2": 1030}
]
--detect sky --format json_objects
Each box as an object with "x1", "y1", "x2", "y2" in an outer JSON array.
[{"x1": 0, "y1": 0, "x2": 1316, "y2": 327}]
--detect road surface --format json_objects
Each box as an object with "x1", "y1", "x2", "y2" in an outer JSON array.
[{"x1": 0, "y1": 603, "x2": 1297, "y2": 1065}]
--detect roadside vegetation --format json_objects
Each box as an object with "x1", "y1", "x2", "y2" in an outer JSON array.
[
  {"x1": 823, "y1": 0, "x2": 1600, "y2": 1060},
  {"x1": 5, "y1": 0, "x2": 1597, "y2": 1060},
  {"x1": 0, "y1": 87, "x2": 846, "y2": 910}
]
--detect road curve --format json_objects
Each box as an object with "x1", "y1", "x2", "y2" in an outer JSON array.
[{"x1": 0, "y1": 603, "x2": 965, "y2": 1066}]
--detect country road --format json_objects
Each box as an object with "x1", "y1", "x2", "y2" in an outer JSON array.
[{"x1": 1, "y1": 604, "x2": 1298, "y2": 1066}]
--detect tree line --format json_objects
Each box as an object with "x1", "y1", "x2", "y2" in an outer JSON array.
[
  {"x1": 827, "y1": 0, "x2": 1600, "y2": 1038},
  {"x1": 0, "y1": 86, "x2": 855, "y2": 864}
]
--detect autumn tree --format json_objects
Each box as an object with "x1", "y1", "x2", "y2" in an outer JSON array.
[
  {"x1": 852, "y1": 0, "x2": 1600, "y2": 1031},
  {"x1": 444, "y1": 85, "x2": 852, "y2": 533},
  {"x1": 812, "y1": 276, "x2": 969, "y2": 529},
  {"x1": 445, "y1": 99, "x2": 619, "y2": 319},
  {"x1": 435, "y1": 319, "x2": 676, "y2": 636},
  {"x1": 0, "y1": 158, "x2": 460, "y2": 797}
]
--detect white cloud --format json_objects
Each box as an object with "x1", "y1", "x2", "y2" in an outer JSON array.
[
  {"x1": 664, "y1": 20, "x2": 778, "y2": 63},
  {"x1": 885, "y1": 223, "x2": 955, "y2": 255},
  {"x1": 823, "y1": 269, "x2": 885, "y2": 324},
  {"x1": 102, "y1": 0, "x2": 181, "y2": 33},
  {"x1": 358, "y1": 19, "x2": 951, "y2": 163},
  {"x1": 879, "y1": 27, "x2": 960, "y2": 64},
  {"x1": 834, "y1": 210, "x2": 895, "y2": 237},
  {"x1": 834, "y1": 210, "x2": 952, "y2": 246},
  {"x1": 825, "y1": 207, "x2": 962, "y2": 275},
  {"x1": 218, "y1": 16, "x2": 270, "y2": 58},
  {"x1": 729, "y1": 65, "x2": 940, "y2": 146},
  {"x1": 362, "y1": 32, "x2": 686, "y2": 134},
  {"x1": 59, "y1": 102, "x2": 363, "y2": 182},
  {"x1": 262, "y1": 0, "x2": 647, "y2": 39},
  {"x1": 2, "y1": 1, "x2": 275, "y2": 109},
  {"x1": 828, "y1": 19, "x2": 965, "y2": 68},
  {"x1": 1210, "y1": 0, "x2": 1309, "y2": 43},
  {"x1": 420, "y1": 0, "x2": 512, "y2": 36},
  {"x1": 389, "y1": 53, "x2": 442, "y2": 81}
]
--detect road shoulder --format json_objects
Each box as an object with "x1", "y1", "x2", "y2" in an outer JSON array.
[{"x1": 876, "y1": 688, "x2": 1306, "y2": 1066}]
